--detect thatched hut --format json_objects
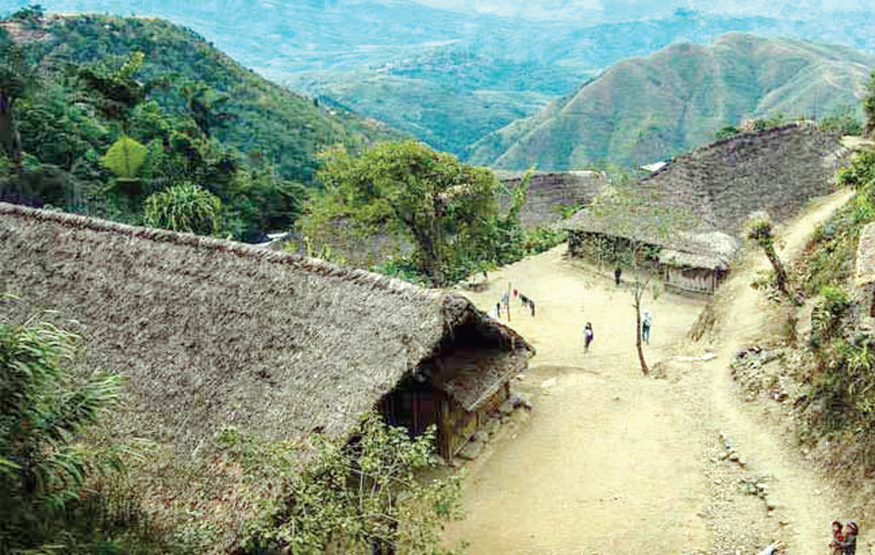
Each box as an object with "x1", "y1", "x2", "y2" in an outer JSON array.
[
  {"x1": 0, "y1": 203, "x2": 533, "y2": 461},
  {"x1": 854, "y1": 222, "x2": 875, "y2": 317},
  {"x1": 657, "y1": 231, "x2": 739, "y2": 294},
  {"x1": 562, "y1": 208, "x2": 738, "y2": 295}
]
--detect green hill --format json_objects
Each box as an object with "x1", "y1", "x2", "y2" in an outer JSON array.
[
  {"x1": 1, "y1": 12, "x2": 401, "y2": 184},
  {"x1": 467, "y1": 33, "x2": 875, "y2": 171}
]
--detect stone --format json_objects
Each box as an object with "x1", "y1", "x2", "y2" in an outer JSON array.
[
  {"x1": 474, "y1": 430, "x2": 490, "y2": 443},
  {"x1": 457, "y1": 440, "x2": 485, "y2": 461},
  {"x1": 499, "y1": 399, "x2": 515, "y2": 416},
  {"x1": 484, "y1": 418, "x2": 501, "y2": 436},
  {"x1": 729, "y1": 452, "x2": 740, "y2": 462}
]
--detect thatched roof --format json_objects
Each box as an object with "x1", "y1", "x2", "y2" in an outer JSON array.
[
  {"x1": 855, "y1": 222, "x2": 875, "y2": 287},
  {"x1": 0, "y1": 203, "x2": 533, "y2": 456},
  {"x1": 562, "y1": 208, "x2": 738, "y2": 270},
  {"x1": 497, "y1": 170, "x2": 608, "y2": 229},
  {"x1": 635, "y1": 122, "x2": 847, "y2": 234}
]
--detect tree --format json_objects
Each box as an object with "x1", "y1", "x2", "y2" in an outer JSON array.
[
  {"x1": 744, "y1": 211, "x2": 791, "y2": 297},
  {"x1": 179, "y1": 81, "x2": 238, "y2": 139},
  {"x1": 143, "y1": 181, "x2": 223, "y2": 235},
  {"x1": 0, "y1": 43, "x2": 27, "y2": 170},
  {"x1": 865, "y1": 70, "x2": 875, "y2": 138},
  {"x1": 312, "y1": 141, "x2": 497, "y2": 286},
  {"x1": 587, "y1": 186, "x2": 691, "y2": 375},
  {"x1": 0, "y1": 309, "x2": 125, "y2": 552},
  {"x1": 238, "y1": 413, "x2": 466, "y2": 554}
]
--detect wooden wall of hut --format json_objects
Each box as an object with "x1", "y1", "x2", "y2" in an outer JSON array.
[
  {"x1": 663, "y1": 265, "x2": 724, "y2": 294},
  {"x1": 378, "y1": 378, "x2": 512, "y2": 459},
  {"x1": 439, "y1": 382, "x2": 511, "y2": 458}
]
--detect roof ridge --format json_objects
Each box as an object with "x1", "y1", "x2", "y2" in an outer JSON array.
[
  {"x1": 642, "y1": 121, "x2": 823, "y2": 183},
  {"x1": 0, "y1": 202, "x2": 446, "y2": 303}
]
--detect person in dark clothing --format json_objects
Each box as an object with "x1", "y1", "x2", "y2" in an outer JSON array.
[
  {"x1": 584, "y1": 322, "x2": 594, "y2": 353},
  {"x1": 614, "y1": 267, "x2": 622, "y2": 286},
  {"x1": 835, "y1": 521, "x2": 858, "y2": 555}
]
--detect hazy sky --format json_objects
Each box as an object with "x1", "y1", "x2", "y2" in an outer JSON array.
[
  {"x1": 409, "y1": 0, "x2": 872, "y2": 19},
  {"x1": 4, "y1": 0, "x2": 872, "y2": 27}
]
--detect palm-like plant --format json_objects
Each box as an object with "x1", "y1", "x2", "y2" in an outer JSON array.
[{"x1": 143, "y1": 182, "x2": 223, "y2": 235}]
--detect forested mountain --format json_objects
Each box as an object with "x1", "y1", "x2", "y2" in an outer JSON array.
[
  {"x1": 467, "y1": 33, "x2": 875, "y2": 171},
  {"x1": 0, "y1": 9, "x2": 402, "y2": 240},
  {"x1": 288, "y1": 10, "x2": 875, "y2": 159},
  {"x1": 8, "y1": 2, "x2": 875, "y2": 160}
]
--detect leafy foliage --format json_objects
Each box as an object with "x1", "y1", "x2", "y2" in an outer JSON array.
[
  {"x1": 0, "y1": 13, "x2": 398, "y2": 242},
  {"x1": 865, "y1": 70, "x2": 875, "y2": 137},
  {"x1": 101, "y1": 135, "x2": 147, "y2": 179},
  {"x1": 308, "y1": 140, "x2": 497, "y2": 286},
  {"x1": 239, "y1": 413, "x2": 466, "y2": 555},
  {"x1": 819, "y1": 106, "x2": 864, "y2": 136},
  {"x1": 143, "y1": 182, "x2": 223, "y2": 235},
  {"x1": 0, "y1": 310, "x2": 135, "y2": 553}
]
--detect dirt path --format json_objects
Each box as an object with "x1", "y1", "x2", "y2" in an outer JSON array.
[{"x1": 444, "y1": 189, "x2": 855, "y2": 554}]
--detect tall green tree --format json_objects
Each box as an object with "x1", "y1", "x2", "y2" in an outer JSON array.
[
  {"x1": 312, "y1": 140, "x2": 497, "y2": 286},
  {"x1": 0, "y1": 43, "x2": 27, "y2": 170}
]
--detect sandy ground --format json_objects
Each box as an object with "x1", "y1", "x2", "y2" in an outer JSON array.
[{"x1": 444, "y1": 189, "x2": 856, "y2": 555}]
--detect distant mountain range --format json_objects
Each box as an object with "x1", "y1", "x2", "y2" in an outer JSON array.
[
  {"x1": 8, "y1": 2, "x2": 875, "y2": 164},
  {"x1": 468, "y1": 33, "x2": 874, "y2": 170},
  {"x1": 7, "y1": 2, "x2": 875, "y2": 170}
]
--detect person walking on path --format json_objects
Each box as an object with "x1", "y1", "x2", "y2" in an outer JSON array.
[
  {"x1": 830, "y1": 521, "x2": 845, "y2": 555},
  {"x1": 836, "y1": 522, "x2": 858, "y2": 555},
  {"x1": 583, "y1": 322, "x2": 594, "y2": 354},
  {"x1": 642, "y1": 310, "x2": 652, "y2": 345},
  {"x1": 614, "y1": 267, "x2": 622, "y2": 286}
]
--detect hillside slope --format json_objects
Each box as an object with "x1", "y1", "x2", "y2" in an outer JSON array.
[
  {"x1": 468, "y1": 33, "x2": 874, "y2": 171},
  {"x1": 1, "y1": 13, "x2": 401, "y2": 183}
]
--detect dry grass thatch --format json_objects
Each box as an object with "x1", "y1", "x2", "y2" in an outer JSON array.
[
  {"x1": 498, "y1": 170, "x2": 608, "y2": 229},
  {"x1": 565, "y1": 123, "x2": 846, "y2": 240},
  {"x1": 855, "y1": 222, "x2": 875, "y2": 287},
  {"x1": 637, "y1": 122, "x2": 847, "y2": 234},
  {"x1": 0, "y1": 203, "x2": 533, "y2": 458}
]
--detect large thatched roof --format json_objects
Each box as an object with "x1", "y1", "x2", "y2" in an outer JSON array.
[
  {"x1": 855, "y1": 222, "x2": 875, "y2": 287},
  {"x1": 0, "y1": 203, "x2": 533, "y2": 456},
  {"x1": 635, "y1": 122, "x2": 847, "y2": 234},
  {"x1": 562, "y1": 206, "x2": 738, "y2": 270}
]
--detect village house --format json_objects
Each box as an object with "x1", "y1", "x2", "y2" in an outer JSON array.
[
  {"x1": 562, "y1": 122, "x2": 847, "y2": 294},
  {"x1": 0, "y1": 203, "x2": 534, "y2": 462},
  {"x1": 563, "y1": 208, "x2": 738, "y2": 295}
]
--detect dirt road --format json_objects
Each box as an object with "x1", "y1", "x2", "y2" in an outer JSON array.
[{"x1": 445, "y1": 189, "x2": 855, "y2": 554}]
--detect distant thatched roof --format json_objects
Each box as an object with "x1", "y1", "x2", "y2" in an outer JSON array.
[
  {"x1": 497, "y1": 170, "x2": 608, "y2": 229},
  {"x1": 657, "y1": 231, "x2": 739, "y2": 270},
  {"x1": 855, "y1": 222, "x2": 875, "y2": 287},
  {"x1": 0, "y1": 203, "x2": 533, "y2": 457},
  {"x1": 562, "y1": 208, "x2": 738, "y2": 270}
]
